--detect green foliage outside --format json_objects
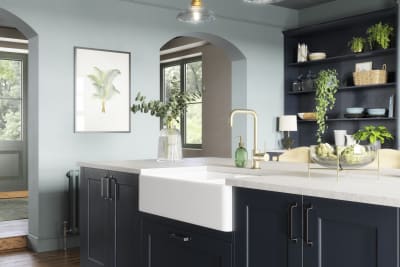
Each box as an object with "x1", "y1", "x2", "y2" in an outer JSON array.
[{"x1": 0, "y1": 59, "x2": 22, "y2": 141}]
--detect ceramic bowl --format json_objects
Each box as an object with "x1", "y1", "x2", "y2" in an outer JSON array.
[
  {"x1": 346, "y1": 107, "x2": 364, "y2": 114},
  {"x1": 309, "y1": 52, "x2": 327, "y2": 61},
  {"x1": 367, "y1": 108, "x2": 386, "y2": 116}
]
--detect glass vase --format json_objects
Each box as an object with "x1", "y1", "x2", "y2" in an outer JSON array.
[{"x1": 157, "y1": 126, "x2": 182, "y2": 162}]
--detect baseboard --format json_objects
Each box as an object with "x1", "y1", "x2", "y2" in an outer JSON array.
[{"x1": 28, "y1": 234, "x2": 80, "y2": 252}]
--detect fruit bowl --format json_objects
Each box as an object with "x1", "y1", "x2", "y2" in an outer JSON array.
[{"x1": 310, "y1": 143, "x2": 377, "y2": 169}]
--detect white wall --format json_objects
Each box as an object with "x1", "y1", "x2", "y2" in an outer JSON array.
[{"x1": 0, "y1": 0, "x2": 296, "y2": 251}]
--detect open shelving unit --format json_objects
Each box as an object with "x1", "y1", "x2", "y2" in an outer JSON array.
[{"x1": 283, "y1": 8, "x2": 398, "y2": 148}]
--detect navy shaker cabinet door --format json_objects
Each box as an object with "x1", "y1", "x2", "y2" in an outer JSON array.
[
  {"x1": 80, "y1": 168, "x2": 140, "y2": 267},
  {"x1": 234, "y1": 187, "x2": 302, "y2": 267},
  {"x1": 80, "y1": 167, "x2": 113, "y2": 267},
  {"x1": 303, "y1": 196, "x2": 398, "y2": 267},
  {"x1": 142, "y1": 216, "x2": 232, "y2": 267}
]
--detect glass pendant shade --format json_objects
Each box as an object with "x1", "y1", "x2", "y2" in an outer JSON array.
[{"x1": 177, "y1": 0, "x2": 215, "y2": 24}]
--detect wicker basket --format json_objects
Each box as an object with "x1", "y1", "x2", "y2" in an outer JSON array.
[{"x1": 353, "y1": 64, "x2": 387, "y2": 86}]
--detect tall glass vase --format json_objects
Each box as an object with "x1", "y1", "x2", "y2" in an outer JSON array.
[{"x1": 157, "y1": 125, "x2": 182, "y2": 162}]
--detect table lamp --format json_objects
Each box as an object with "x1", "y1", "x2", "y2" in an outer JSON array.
[{"x1": 279, "y1": 115, "x2": 297, "y2": 149}]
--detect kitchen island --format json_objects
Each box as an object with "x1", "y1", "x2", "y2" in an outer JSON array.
[{"x1": 78, "y1": 158, "x2": 400, "y2": 267}]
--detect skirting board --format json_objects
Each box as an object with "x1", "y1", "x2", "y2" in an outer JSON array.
[{"x1": 28, "y1": 234, "x2": 80, "y2": 252}]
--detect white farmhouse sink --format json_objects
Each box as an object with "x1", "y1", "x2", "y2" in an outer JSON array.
[{"x1": 139, "y1": 166, "x2": 243, "y2": 232}]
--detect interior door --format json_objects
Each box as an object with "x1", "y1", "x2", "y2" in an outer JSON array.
[{"x1": 0, "y1": 52, "x2": 27, "y2": 192}]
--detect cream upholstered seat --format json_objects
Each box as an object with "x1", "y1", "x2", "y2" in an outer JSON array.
[
  {"x1": 378, "y1": 149, "x2": 400, "y2": 169},
  {"x1": 278, "y1": 147, "x2": 310, "y2": 163}
]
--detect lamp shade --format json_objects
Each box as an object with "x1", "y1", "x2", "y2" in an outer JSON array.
[{"x1": 279, "y1": 115, "x2": 297, "y2": 132}]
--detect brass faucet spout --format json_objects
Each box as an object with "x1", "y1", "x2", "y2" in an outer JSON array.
[{"x1": 230, "y1": 109, "x2": 264, "y2": 169}]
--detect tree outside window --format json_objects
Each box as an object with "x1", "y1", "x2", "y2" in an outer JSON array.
[
  {"x1": 0, "y1": 59, "x2": 22, "y2": 141},
  {"x1": 161, "y1": 57, "x2": 202, "y2": 148}
]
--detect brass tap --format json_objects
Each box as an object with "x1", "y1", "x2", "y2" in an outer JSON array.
[{"x1": 230, "y1": 109, "x2": 267, "y2": 169}]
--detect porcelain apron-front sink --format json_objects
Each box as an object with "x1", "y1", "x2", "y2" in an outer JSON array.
[{"x1": 140, "y1": 166, "x2": 243, "y2": 232}]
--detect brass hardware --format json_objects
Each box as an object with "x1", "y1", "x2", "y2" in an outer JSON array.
[
  {"x1": 191, "y1": 0, "x2": 203, "y2": 7},
  {"x1": 230, "y1": 109, "x2": 267, "y2": 169}
]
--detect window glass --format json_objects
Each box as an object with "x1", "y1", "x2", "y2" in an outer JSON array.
[
  {"x1": 185, "y1": 103, "x2": 202, "y2": 145},
  {"x1": 0, "y1": 59, "x2": 22, "y2": 141}
]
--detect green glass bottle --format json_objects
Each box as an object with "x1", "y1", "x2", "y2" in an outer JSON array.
[{"x1": 235, "y1": 136, "x2": 248, "y2": 168}]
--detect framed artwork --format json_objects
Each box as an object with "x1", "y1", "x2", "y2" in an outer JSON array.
[
  {"x1": 74, "y1": 47, "x2": 131, "y2": 132},
  {"x1": 355, "y1": 61, "x2": 373, "y2": 72}
]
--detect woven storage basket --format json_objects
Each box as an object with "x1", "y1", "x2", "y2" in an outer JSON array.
[{"x1": 353, "y1": 64, "x2": 387, "y2": 86}]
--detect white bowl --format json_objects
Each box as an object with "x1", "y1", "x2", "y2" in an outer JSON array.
[
  {"x1": 346, "y1": 107, "x2": 364, "y2": 114},
  {"x1": 367, "y1": 108, "x2": 386, "y2": 116},
  {"x1": 309, "y1": 52, "x2": 327, "y2": 61}
]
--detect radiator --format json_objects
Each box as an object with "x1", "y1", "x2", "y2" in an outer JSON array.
[{"x1": 65, "y1": 169, "x2": 80, "y2": 235}]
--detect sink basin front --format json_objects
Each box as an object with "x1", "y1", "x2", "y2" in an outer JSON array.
[{"x1": 139, "y1": 166, "x2": 237, "y2": 232}]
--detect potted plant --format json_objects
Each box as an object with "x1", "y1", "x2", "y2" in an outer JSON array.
[
  {"x1": 314, "y1": 69, "x2": 339, "y2": 144},
  {"x1": 131, "y1": 88, "x2": 200, "y2": 161},
  {"x1": 348, "y1": 37, "x2": 366, "y2": 53},
  {"x1": 366, "y1": 22, "x2": 394, "y2": 49},
  {"x1": 353, "y1": 125, "x2": 393, "y2": 149}
]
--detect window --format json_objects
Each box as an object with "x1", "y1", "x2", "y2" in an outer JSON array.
[
  {"x1": 161, "y1": 56, "x2": 202, "y2": 148},
  {"x1": 0, "y1": 57, "x2": 23, "y2": 141}
]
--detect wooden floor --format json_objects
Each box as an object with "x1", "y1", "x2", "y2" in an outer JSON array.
[
  {"x1": 0, "y1": 248, "x2": 80, "y2": 267},
  {"x1": 0, "y1": 191, "x2": 28, "y2": 199}
]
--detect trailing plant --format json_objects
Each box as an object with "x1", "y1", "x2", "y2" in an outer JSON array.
[
  {"x1": 347, "y1": 37, "x2": 366, "y2": 53},
  {"x1": 366, "y1": 22, "x2": 394, "y2": 49},
  {"x1": 87, "y1": 67, "x2": 121, "y2": 113},
  {"x1": 131, "y1": 88, "x2": 201, "y2": 128},
  {"x1": 314, "y1": 69, "x2": 339, "y2": 144},
  {"x1": 353, "y1": 125, "x2": 393, "y2": 145}
]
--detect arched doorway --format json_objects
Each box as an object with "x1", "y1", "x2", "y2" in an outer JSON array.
[
  {"x1": 0, "y1": 7, "x2": 38, "y2": 250},
  {"x1": 159, "y1": 33, "x2": 247, "y2": 157}
]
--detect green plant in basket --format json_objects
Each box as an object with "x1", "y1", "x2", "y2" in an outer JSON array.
[
  {"x1": 314, "y1": 69, "x2": 339, "y2": 144},
  {"x1": 366, "y1": 22, "x2": 394, "y2": 49},
  {"x1": 353, "y1": 125, "x2": 393, "y2": 145},
  {"x1": 348, "y1": 37, "x2": 366, "y2": 53}
]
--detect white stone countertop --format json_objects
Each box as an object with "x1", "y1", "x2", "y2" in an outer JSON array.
[{"x1": 79, "y1": 157, "x2": 400, "y2": 208}]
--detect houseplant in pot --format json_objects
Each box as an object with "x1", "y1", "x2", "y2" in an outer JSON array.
[
  {"x1": 131, "y1": 88, "x2": 200, "y2": 161},
  {"x1": 367, "y1": 22, "x2": 394, "y2": 49},
  {"x1": 348, "y1": 37, "x2": 366, "y2": 53},
  {"x1": 353, "y1": 125, "x2": 393, "y2": 149}
]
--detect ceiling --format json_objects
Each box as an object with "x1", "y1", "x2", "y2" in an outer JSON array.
[{"x1": 272, "y1": 0, "x2": 336, "y2": 10}]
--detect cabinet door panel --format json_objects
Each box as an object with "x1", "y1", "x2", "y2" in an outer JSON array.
[
  {"x1": 143, "y1": 219, "x2": 231, "y2": 267},
  {"x1": 80, "y1": 168, "x2": 112, "y2": 267},
  {"x1": 110, "y1": 171, "x2": 140, "y2": 267},
  {"x1": 234, "y1": 188, "x2": 302, "y2": 267},
  {"x1": 303, "y1": 196, "x2": 398, "y2": 267}
]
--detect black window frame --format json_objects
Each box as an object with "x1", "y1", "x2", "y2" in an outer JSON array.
[{"x1": 160, "y1": 56, "x2": 203, "y2": 149}]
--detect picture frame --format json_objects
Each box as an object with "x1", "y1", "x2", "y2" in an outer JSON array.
[
  {"x1": 74, "y1": 47, "x2": 131, "y2": 133},
  {"x1": 355, "y1": 61, "x2": 373, "y2": 72}
]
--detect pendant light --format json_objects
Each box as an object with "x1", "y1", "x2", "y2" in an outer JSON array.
[
  {"x1": 177, "y1": 0, "x2": 216, "y2": 24},
  {"x1": 243, "y1": 0, "x2": 284, "y2": 4}
]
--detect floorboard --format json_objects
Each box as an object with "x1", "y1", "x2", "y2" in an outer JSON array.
[{"x1": 0, "y1": 248, "x2": 80, "y2": 267}]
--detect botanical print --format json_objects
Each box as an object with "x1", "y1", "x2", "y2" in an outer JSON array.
[
  {"x1": 74, "y1": 47, "x2": 130, "y2": 132},
  {"x1": 87, "y1": 67, "x2": 121, "y2": 113}
]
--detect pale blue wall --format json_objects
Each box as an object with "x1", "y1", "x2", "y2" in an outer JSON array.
[{"x1": 0, "y1": 0, "x2": 297, "y2": 251}]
